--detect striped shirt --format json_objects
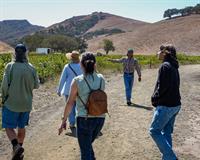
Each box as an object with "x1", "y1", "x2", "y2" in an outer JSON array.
[{"x1": 110, "y1": 57, "x2": 141, "y2": 76}]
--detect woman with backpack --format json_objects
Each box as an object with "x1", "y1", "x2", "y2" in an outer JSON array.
[
  {"x1": 58, "y1": 53, "x2": 106, "y2": 160},
  {"x1": 57, "y1": 51, "x2": 82, "y2": 129}
]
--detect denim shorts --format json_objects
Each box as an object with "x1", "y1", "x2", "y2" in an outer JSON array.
[{"x1": 2, "y1": 106, "x2": 30, "y2": 129}]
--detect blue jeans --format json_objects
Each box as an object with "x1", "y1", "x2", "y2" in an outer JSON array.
[
  {"x1": 123, "y1": 73, "x2": 134, "y2": 102},
  {"x1": 149, "y1": 105, "x2": 181, "y2": 160},
  {"x1": 65, "y1": 96, "x2": 76, "y2": 126},
  {"x1": 77, "y1": 117, "x2": 105, "y2": 160}
]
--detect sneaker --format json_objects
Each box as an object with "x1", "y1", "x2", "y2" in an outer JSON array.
[
  {"x1": 12, "y1": 144, "x2": 24, "y2": 160},
  {"x1": 127, "y1": 102, "x2": 132, "y2": 106},
  {"x1": 69, "y1": 124, "x2": 76, "y2": 129}
]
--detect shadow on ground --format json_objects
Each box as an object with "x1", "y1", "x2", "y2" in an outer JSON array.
[{"x1": 129, "y1": 103, "x2": 153, "y2": 111}]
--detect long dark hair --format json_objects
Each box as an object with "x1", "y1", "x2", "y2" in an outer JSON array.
[
  {"x1": 161, "y1": 44, "x2": 179, "y2": 68},
  {"x1": 81, "y1": 53, "x2": 96, "y2": 74}
]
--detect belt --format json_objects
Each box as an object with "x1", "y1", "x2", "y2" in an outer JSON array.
[{"x1": 124, "y1": 72, "x2": 133, "y2": 75}]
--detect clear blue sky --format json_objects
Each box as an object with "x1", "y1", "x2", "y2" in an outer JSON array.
[{"x1": 0, "y1": 0, "x2": 199, "y2": 27}]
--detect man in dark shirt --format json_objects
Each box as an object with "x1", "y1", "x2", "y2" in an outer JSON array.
[{"x1": 149, "y1": 45, "x2": 181, "y2": 160}]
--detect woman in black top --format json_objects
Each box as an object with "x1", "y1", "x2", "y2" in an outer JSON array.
[{"x1": 149, "y1": 45, "x2": 181, "y2": 160}]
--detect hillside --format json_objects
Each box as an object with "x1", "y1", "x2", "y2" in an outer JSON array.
[
  {"x1": 41, "y1": 12, "x2": 148, "y2": 37},
  {"x1": 87, "y1": 15, "x2": 200, "y2": 55},
  {"x1": 86, "y1": 13, "x2": 148, "y2": 32},
  {"x1": 0, "y1": 20, "x2": 44, "y2": 45},
  {"x1": 0, "y1": 41, "x2": 14, "y2": 53},
  {"x1": 1, "y1": 13, "x2": 200, "y2": 55}
]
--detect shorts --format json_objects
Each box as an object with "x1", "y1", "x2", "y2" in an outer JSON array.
[{"x1": 2, "y1": 106, "x2": 30, "y2": 129}]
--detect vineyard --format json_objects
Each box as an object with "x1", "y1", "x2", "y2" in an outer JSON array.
[{"x1": 0, "y1": 53, "x2": 200, "y2": 84}]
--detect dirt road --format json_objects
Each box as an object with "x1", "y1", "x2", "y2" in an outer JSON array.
[{"x1": 0, "y1": 65, "x2": 200, "y2": 160}]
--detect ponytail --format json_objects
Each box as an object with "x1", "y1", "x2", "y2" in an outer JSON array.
[{"x1": 81, "y1": 53, "x2": 96, "y2": 74}]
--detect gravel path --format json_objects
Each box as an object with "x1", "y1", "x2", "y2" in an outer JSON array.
[{"x1": 0, "y1": 65, "x2": 200, "y2": 160}]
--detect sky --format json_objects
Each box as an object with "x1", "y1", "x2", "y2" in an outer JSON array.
[{"x1": 0, "y1": 0, "x2": 200, "y2": 27}]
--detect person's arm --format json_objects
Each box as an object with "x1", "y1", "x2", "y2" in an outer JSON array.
[
  {"x1": 33, "y1": 68, "x2": 39, "y2": 89},
  {"x1": 108, "y1": 58, "x2": 124, "y2": 63},
  {"x1": 135, "y1": 59, "x2": 141, "y2": 81},
  {"x1": 151, "y1": 64, "x2": 170, "y2": 106},
  {"x1": 57, "y1": 65, "x2": 68, "y2": 96},
  {"x1": 1, "y1": 64, "x2": 10, "y2": 103},
  {"x1": 58, "y1": 79, "x2": 78, "y2": 135}
]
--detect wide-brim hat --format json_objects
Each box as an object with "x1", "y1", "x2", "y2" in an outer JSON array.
[{"x1": 66, "y1": 51, "x2": 80, "y2": 62}]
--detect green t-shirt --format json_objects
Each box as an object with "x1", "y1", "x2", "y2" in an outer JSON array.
[{"x1": 1, "y1": 62, "x2": 39, "y2": 112}]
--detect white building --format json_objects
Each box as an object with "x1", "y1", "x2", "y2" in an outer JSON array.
[{"x1": 36, "y1": 48, "x2": 52, "y2": 54}]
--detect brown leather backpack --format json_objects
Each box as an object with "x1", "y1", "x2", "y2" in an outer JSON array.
[{"x1": 79, "y1": 77, "x2": 108, "y2": 116}]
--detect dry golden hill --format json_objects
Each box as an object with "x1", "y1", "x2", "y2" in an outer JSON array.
[
  {"x1": 86, "y1": 13, "x2": 148, "y2": 33},
  {"x1": 0, "y1": 41, "x2": 14, "y2": 54},
  {"x1": 43, "y1": 12, "x2": 148, "y2": 37},
  {"x1": 87, "y1": 15, "x2": 200, "y2": 55}
]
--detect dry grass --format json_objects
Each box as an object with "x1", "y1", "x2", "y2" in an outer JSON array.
[
  {"x1": 87, "y1": 15, "x2": 200, "y2": 55},
  {"x1": 0, "y1": 41, "x2": 13, "y2": 54}
]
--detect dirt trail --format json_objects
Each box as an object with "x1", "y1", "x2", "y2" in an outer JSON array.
[{"x1": 0, "y1": 65, "x2": 200, "y2": 160}]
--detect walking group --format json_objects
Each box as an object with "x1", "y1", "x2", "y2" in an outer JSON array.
[{"x1": 0, "y1": 43, "x2": 181, "y2": 160}]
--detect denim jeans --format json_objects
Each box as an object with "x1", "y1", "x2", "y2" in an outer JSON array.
[
  {"x1": 149, "y1": 105, "x2": 181, "y2": 160},
  {"x1": 123, "y1": 73, "x2": 134, "y2": 102},
  {"x1": 77, "y1": 117, "x2": 105, "y2": 160},
  {"x1": 65, "y1": 96, "x2": 76, "y2": 126}
]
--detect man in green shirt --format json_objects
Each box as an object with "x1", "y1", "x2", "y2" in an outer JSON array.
[{"x1": 1, "y1": 44, "x2": 39, "y2": 160}]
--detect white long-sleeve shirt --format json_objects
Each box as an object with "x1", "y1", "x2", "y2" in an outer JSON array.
[{"x1": 57, "y1": 63, "x2": 82, "y2": 96}]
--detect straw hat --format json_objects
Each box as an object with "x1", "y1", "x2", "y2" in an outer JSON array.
[{"x1": 66, "y1": 51, "x2": 80, "y2": 63}]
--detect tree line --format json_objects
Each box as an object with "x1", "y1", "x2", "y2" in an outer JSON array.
[
  {"x1": 164, "y1": 3, "x2": 200, "y2": 19},
  {"x1": 21, "y1": 34, "x2": 88, "y2": 53},
  {"x1": 21, "y1": 33, "x2": 116, "y2": 55}
]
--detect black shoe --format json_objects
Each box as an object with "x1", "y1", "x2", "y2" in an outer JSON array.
[
  {"x1": 12, "y1": 144, "x2": 24, "y2": 160},
  {"x1": 127, "y1": 102, "x2": 132, "y2": 106}
]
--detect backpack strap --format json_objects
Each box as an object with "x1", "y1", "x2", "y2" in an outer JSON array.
[
  {"x1": 68, "y1": 64, "x2": 78, "y2": 76},
  {"x1": 69, "y1": 64, "x2": 88, "y2": 113},
  {"x1": 84, "y1": 76, "x2": 103, "y2": 91},
  {"x1": 77, "y1": 91, "x2": 89, "y2": 116},
  {"x1": 99, "y1": 78, "x2": 102, "y2": 90},
  {"x1": 83, "y1": 77, "x2": 92, "y2": 91}
]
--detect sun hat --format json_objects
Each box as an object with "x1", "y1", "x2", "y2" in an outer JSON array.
[{"x1": 66, "y1": 51, "x2": 80, "y2": 63}]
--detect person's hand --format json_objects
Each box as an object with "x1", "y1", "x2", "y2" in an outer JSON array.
[
  {"x1": 138, "y1": 76, "x2": 141, "y2": 82},
  {"x1": 58, "y1": 120, "x2": 67, "y2": 135},
  {"x1": 0, "y1": 98, "x2": 3, "y2": 108},
  {"x1": 57, "y1": 92, "x2": 61, "y2": 97}
]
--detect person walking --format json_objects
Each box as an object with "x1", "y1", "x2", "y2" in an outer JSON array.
[
  {"x1": 108, "y1": 48, "x2": 141, "y2": 105},
  {"x1": 57, "y1": 51, "x2": 82, "y2": 129},
  {"x1": 58, "y1": 53, "x2": 106, "y2": 160},
  {"x1": 1, "y1": 44, "x2": 39, "y2": 160},
  {"x1": 149, "y1": 45, "x2": 181, "y2": 160}
]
